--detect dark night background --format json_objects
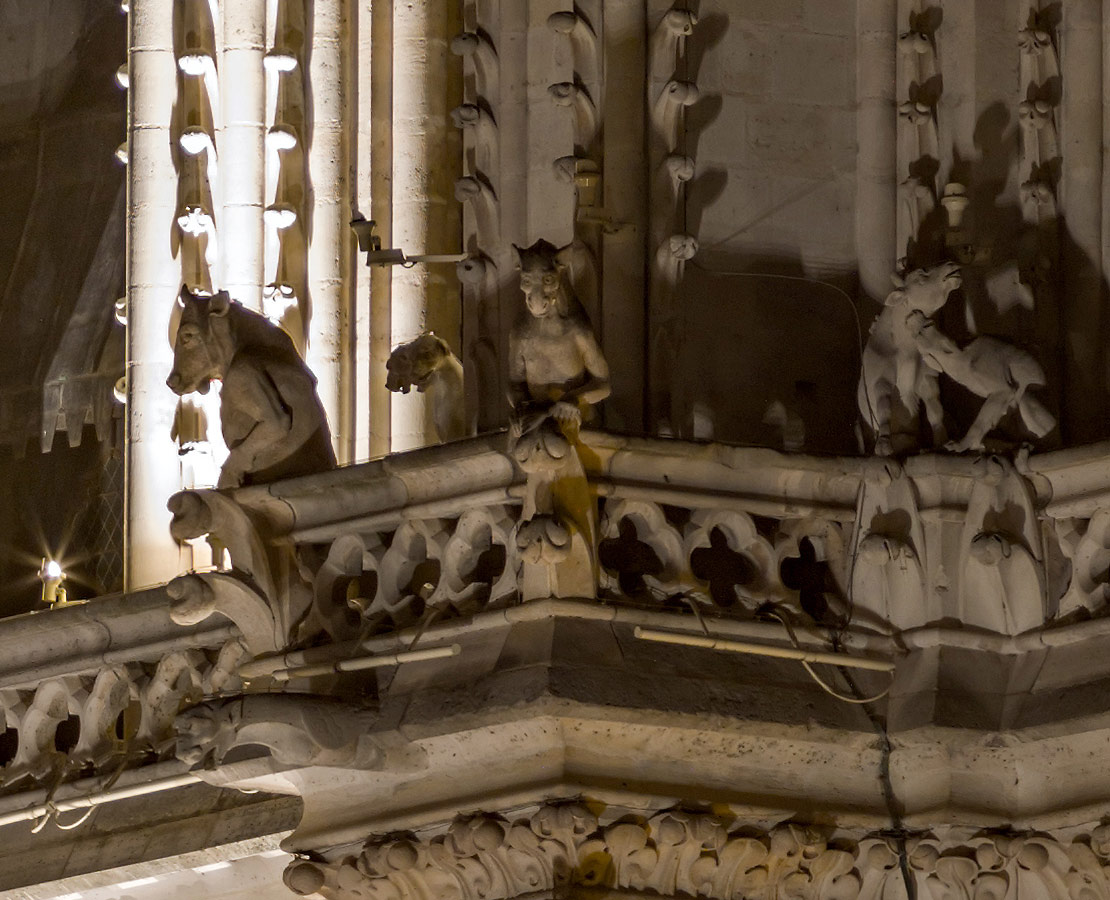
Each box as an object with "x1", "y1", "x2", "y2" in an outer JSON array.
[{"x1": 0, "y1": 2, "x2": 127, "y2": 616}]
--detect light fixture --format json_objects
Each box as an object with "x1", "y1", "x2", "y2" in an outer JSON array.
[
  {"x1": 266, "y1": 125, "x2": 298, "y2": 152},
  {"x1": 263, "y1": 51, "x2": 298, "y2": 73},
  {"x1": 179, "y1": 128, "x2": 215, "y2": 156},
  {"x1": 269, "y1": 643, "x2": 460, "y2": 682},
  {"x1": 38, "y1": 558, "x2": 67, "y2": 607},
  {"x1": 177, "y1": 53, "x2": 214, "y2": 78},
  {"x1": 264, "y1": 204, "x2": 298, "y2": 230},
  {"x1": 350, "y1": 217, "x2": 469, "y2": 268}
]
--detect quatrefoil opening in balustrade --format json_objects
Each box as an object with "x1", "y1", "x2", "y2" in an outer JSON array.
[
  {"x1": 690, "y1": 527, "x2": 760, "y2": 608},
  {"x1": 334, "y1": 572, "x2": 378, "y2": 622},
  {"x1": 404, "y1": 559, "x2": 441, "y2": 610},
  {"x1": 436, "y1": 509, "x2": 516, "y2": 613},
  {"x1": 372, "y1": 522, "x2": 449, "y2": 627},
  {"x1": 780, "y1": 537, "x2": 840, "y2": 626},
  {"x1": 54, "y1": 715, "x2": 81, "y2": 755},
  {"x1": 457, "y1": 543, "x2": 507, "y2": 608},
  {"x1": 599, "y1": 517, "x2": 666, "y2": 600}
]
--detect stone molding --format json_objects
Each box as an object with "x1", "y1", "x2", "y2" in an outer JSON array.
[{"x1": 284, "y1": 803, "x2": 1110, "y2": 900}]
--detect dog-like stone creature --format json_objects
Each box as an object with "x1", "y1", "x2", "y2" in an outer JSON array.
[{"x1": 385, "y1": 332, "x2": 468, "y2": 443}]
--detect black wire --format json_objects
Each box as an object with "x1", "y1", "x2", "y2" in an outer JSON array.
[{"x1": 836, "y1": 662, "x2": 916, "y2": 900}]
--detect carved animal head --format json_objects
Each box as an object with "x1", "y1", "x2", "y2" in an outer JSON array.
[
  {"x1": 885, "y1": 261, "x2": 962, "y2": 315},
  {"x1": 386, "y1": 333, "x2": 454, "y2": 393},
  {"x1": 512, "y1": 239, "x2": 576, "y2": 319},
  {"x1": 175, "y1": 699, "x2": 239, "y2": 766},
  {"x1": 167, "y1": 286, "x2": 234, "y2": 395}
]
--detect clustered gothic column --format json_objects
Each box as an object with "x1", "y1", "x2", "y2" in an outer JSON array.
[
  {"x1": 308, "y1": 0, "x2": 354, "y2": 463},
  {"x1": 126, "y1": 0, "x2": 353, "y2": 587},
  {"x1": 390, "y1": 1, "x2": 460, "y2": 452},
  {"x1": 125, "y1": 0, "x2": 187, "y2": 590},
  {"x1": 855, "y1": 0, "x2": 897, "y2": 301},
  {"x1": 219, "y1": 0, "x2": 265, "y2": 311},
  {"x1": 367, "y1": 0, "x2": 393, "y2": 458}
]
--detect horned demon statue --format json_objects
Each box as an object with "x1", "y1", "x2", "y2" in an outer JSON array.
[{"x1": 507, "y1": 239, "x2": 610, "y2": 599}]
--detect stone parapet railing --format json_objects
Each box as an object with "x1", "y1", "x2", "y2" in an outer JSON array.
[
  {"x1": 8, "y1": 431, "x2": 1110, "y2": 798},
  {"x1": 0, "y1": 587, "x2": 243, "y2": 792},
  {"x1": 5, "y1": 432, "x2": 1110, "y2": 885},
  {"x1": 168, "y1": 430, "x2": 1110, "y2": 647}
]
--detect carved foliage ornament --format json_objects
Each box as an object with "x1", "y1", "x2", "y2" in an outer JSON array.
[{"x1": 284, "y1": 805, "x2": 1110, "y2": 900}]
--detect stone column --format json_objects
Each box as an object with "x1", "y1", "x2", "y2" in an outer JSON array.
[
  {"x1": 369, "y1": 0, "x2": 393, "y2": 458},
  {"x1": 307, "y1": 0, "x2": 354, "y2": 463},
  {"x1": 390, "y1": 0, "x2": 459, "y2": 452},
  {"x1": 1061, "y1": 0, "x2": 1106, "y2": 441},
  {"x1": 219, "y1": 0, "x2": 266, "y2": 311},
  {"x1": 125, "y1": 0, "x2": 187, "y2": 590},
  {"x1": 601, "y1": 3, "x2": 646, "y2": 432},
  {"x1": 352, "y1": 0, "x2": 374, "y2": 462}
]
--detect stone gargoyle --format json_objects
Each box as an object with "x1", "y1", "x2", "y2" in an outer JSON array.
[
  {"x1": 858, "y1": 262, "x2": 1055, "y2": 454},
  {"x1": 175, "y1": 693, "x2": 383, "y2": 769},
  {"x1": 508, "y1": 239, "x2": 610, "y2": 599},
  {"x1": 910, "y1": 311, "x2": 1055, "y2": 453},
  {"x1": 858, "y1": 262, "x2": 958, "y2": 455},
  {"x1": 167, "y1": 286, "x2": 336, "y2": 488},
  {"x1": 508, "y1": 239, "x2": 610, "y2": 443},
  {"x1": 385, "y1": 332, "x2": 468, "y2": 442}
]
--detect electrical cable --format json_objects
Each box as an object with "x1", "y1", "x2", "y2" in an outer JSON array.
[
  {"x1": 837, "y1": 661, "x2": 917, "y2": 900},
  {"x1": 764, "y1": 607, "x2": 891, "y2": 704}
]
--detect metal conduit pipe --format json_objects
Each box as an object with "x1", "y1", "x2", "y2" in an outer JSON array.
[{"x1": 0, "y1": 772, "x2": 203, "y2": 830}]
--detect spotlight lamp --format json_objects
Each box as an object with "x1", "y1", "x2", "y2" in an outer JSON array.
[
  {"x1": 350, "y1": 216, "x2": 469, "y2": 268},
  {"x1": 38, "y1": 558, "x2": 68, "y2": 607}
]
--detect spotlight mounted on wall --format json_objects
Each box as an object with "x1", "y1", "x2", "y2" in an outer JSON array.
[
  {"x1": 38, "y1": 558, "x2": 68, "y2": 607},
  {"x1": 350, "y1": 217, "x2": 469, "y2": 268}
]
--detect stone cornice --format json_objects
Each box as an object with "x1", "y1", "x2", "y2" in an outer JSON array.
[{"x1": 284, "y1": 804, "x2": 1110, "y2": 900}]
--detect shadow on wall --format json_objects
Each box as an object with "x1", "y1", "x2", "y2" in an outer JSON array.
[{"x1": 675, "y1": 258, "x2": 862, "y2": 455}]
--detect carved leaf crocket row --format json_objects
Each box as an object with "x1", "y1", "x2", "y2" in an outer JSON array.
[{"x1": 284, "y1": 804, "x2": 1110, "y2": 900}]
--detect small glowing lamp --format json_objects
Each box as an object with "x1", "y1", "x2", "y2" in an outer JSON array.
[{"x1": 38, "y1": 559, "x2": 67, "y2": 607}]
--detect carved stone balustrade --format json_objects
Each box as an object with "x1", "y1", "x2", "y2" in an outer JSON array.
[
  {"x1": 10, "y1": 432, "x2": 1110, "y2": 893},
  {"x1": 0, "y1": 586, "x2": 244, "y2": 790},
  {"x1": 171, "y1": 429, "x2": 1110, "y2": 644},
  {"x1": 0, "y1": 586, "x2": 310, "y2": 894},
  {"x1": 144, "y1": 429, "x2": 1110, "y2": 860}
]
